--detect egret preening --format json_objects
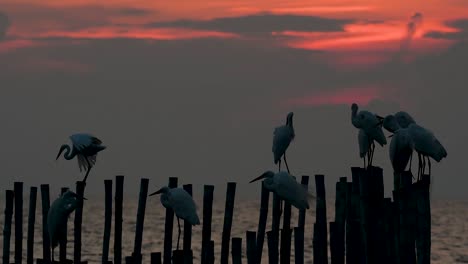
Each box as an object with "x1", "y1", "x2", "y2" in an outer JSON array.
[
  {"x1": 394, "y1": 111, "x2": 416, "y2": 129},
  {"x1": 383, "y1": 115, "x2": 414, "y2": 174},
  {"x1": 351, "y1": 103, "x2": 387, "y2": 168},
  {"x1": 48, "y1": 190, "x2": 84, "y2": 262},
  {"x1": 249, "y1": 171, "x2": 312, "y2": 210},
  {"x1": 56, "y1": 133, "x2": 106, "y2": 183},
  {"x1": 273, "y1": 112, "x2": 295, "y2": 173},
  {"x1": 149, "y1": 186, "x2": 200, "y2": 250}
]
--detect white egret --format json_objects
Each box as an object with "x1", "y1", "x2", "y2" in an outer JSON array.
[
  {"x1": 249, "y1": 171, "x2": 311, "y2": 210},
  {"x1": 273, "y1": 112, "x2": 295, "y2": 173},
  {"x1": 149, "y1": 186, "x2": 200, "y2": 250},
  {"x1": 351, "y1": 103, "x2": 386, "y2": 168},
  {"x1": 383, "y1": 115, "x2": 413, "y2": 174},
  {"x1": 394, "y1": 111, "x2": 416, "y2": 129},
  {"x1": 56, "y1": 133, "x2": 106, "y2": 183},
  {"x1": 48, "y1": 190, "x2": 84, "y2": 262}
]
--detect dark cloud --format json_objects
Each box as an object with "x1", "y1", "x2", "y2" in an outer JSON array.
[
  {"x1": 145, "y1": 13, "x2": 353, "y2": 35},
  {"x1": 400, "y1": 12, "x2": 423, "y2": 52},
  {"x1": 0, "y1": 12, "x2": 10, "y2": 40},
  {"x1": 117, "y1": 7, "x2": 155, "y2": 16},
  {"x1": 425, "y1": 19, "x2": 468, "y2": 40}
]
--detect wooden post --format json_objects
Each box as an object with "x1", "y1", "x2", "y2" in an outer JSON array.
[
  {"x1": 208, "y1": 240, "x2": 215, "y2": 264},
  {"x1": 182, "y1": 184, "x2": 193, "y2": 264},
  {"x1": 201, "y1": 185, "x2": 214, "y2": 263},
  {"x1": 74, "y1": 181, "x2": 86, "y2": 264},
  {"x1": 163, "y1": 177, "x2": 178, "y2": 264},
  {"x1": 294, "y1": 227, "x2": 304, "y2": 264},
  {"x1": 280, "y1": 199, "x2": 292, "y2": 264},
  {"x1": 59, "y1": 187, "x2": 69, "y2": 263},
  {"x1": 415, "y1": 174, "x2": 431, "y2": 264},
  {"x1": 40, "y1": 184, "x2": 51, "y2": 263},
  {"x1": 294, "y1": 176, "x2": 309, "y2": 264},
  {"x1": 397, "y1": 171, "x2": 416, "y2": 264},
  {"x1": 255, "y1": 182, "x2": 270, "y2": 263},
  {"x1": 267, "y1": 231, "x2": 279, "y2": 264},
  {"x1": 150, "y1": 252, "x2": 162, "y2": 264},
  {"x1": 347, "y1": 168, "x2": 364, "y2": 264},
  {"x1": 383, "y1": 198, "x2": 396, "y2": 264},
  {"x1": 221, "y1": 182, "x2": 236, "y2": 264},
  {"x1": 102, "y1": 180, "x2": 113, "y2": 264},
  {"x1": 172, "y1": 250, "x2": 184, "y2": 264},
  {"x1": 132, "y1": 178, "x2": 149, "y2": 264},
  {"x1": 313, "y1": 174, "x2": 328, "y2": 264},
  {"x1": 14, "y1": 182, "x2": 23, "y2": 264},
  {"x1": 3, "y1": 190, "x2": 14, "y2": 264},
  {"x1": 333, "y1": 177, "x2": 347, "y2": 264},
  {"x1": 125, "y1": 256, "x2": 133, "y2": 264},
  {"x1": 231, "y1": 237, "x2": 242, "y2": 264},
  {"x1": 26, "y1": 187, "x2": 37, "y2": 264},
  {"x1": 114, "y1": 175, "x2": 125, "y2": 264},
  {"x1": 329, "y1": 222, "x2": 337, "y2": 264},
  {"x1": 246, "y1": 231, "x2": 257, "y2": 264}
]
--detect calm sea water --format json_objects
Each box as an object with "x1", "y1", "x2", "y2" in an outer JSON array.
[{"x1": 0, "y1": 198, "x2": 467, "y2": 263}]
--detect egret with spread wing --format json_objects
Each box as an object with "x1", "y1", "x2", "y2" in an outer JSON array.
[
  {"x1": 56, "y1": 133, "x2": 106, "y2": 183},
  {"x1": 273, "y1": 112, "x2": 295, "y2": 173},
  {"x1": 149, "y1": 186, "x2": 200, "y2": 250}
]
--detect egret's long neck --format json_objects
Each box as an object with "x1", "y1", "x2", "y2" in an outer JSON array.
[
  {"x1": 286, "y1": 116, "x2": 293, "y2": 128},
  {"x1": 63, "y1": 145, "x2": 76, "y2": 160},
  {"x1": 351, "y1": 107, "x2": 359, "y2": 127}
]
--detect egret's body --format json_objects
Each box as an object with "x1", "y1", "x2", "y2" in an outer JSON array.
[
  {"x1": 384, "y1": 115, "x2": 414, "y2": 174},
  {"x1": 56, "y1": 133, "x2": 106, "y2": 182},
  {"x1": 250, "y1": 171, "x2": 311, "y2": 210},
  {"x1": 48, "y1": 191, "x2": 82, "y2": 261},
  {"x1": 149, "y1": 186, "x2": 200, "y2": 249},
  {"x1": 273, "y1": 112, "x2": 295, "y2": 173},
  {"x1": 351, "y1": 103, "x2": 386, "y2": 168}
]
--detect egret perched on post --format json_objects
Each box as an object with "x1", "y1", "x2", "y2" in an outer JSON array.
[
  {"x1": 149, "y1": 186, "x2": 200, "y2": 250},
  {"x1": 273, "y1": 112, "x2": 295, "y2": 173},
  {"x1": 48, "y1": 190, "x2": 85, "y2": 262},
  {"x1": 351, "y1": 103, "x2": 386, "y2": 168},
  {"x1": 56, "y1": 133, "x2": 106, "y2": 183},
  {"x1": 249, "y1": 171, "x2": 312, "y2": 210}
]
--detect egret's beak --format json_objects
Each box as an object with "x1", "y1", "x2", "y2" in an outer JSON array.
[
  {"x1": 149, "y1": 188, "x2": 163, "y2": 197},
  {"x1": 388, "y1": 134, "x2": 394, "y2": 138},
  {"x1": 376, "y1": 115, "x2": 384, "y2": 121},
  {"x1": 56, "y1": 146, "x2": 65, "y2": 160},
  {"x1": 249, "y1": 172, "x2": 268, "y2": 183}
]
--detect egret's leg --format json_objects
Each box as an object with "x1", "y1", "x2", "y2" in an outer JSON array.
[
  {"x1": 278, "y1": 159, "x2": 281, "y2": 173},
  {"x1": 427, "y1": 157, "x2": 432, "y2": 177},
  {"x1": 177, "y1": 217, "x2": 181, "y2": 250},
  {"x1": 52, "y1": 248, "x2": 54, "y2": 263},
  {"x1": 83, "y1": 157, "x2": 92, "y2": 183},
  {"x1": 369, "y1": 142, "x2": 375, "y2": 168},
  {"x1": 408, "y1": 152, "x2": 413, "y2": 172},
  {"x1": 283, "y1": 153, "x2": 291, "y2": 174},
  {"x1": 417, "y1": 153, "x2": 422, "y2": 181},
  {"x1": 422, "y1": 155, "x2": 426, "y2": 181}
]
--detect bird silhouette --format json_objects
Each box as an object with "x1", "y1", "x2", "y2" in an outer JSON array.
[
  {"x1": 56, "y1": 133, "x2": 106, "y2": 183},
  {"x1": 149, "y1": 186, "x2": 200, "y2": 250},
  {"x1": 250, "y1": 171, "x2": 312, "y2": 210},
  {"x1": 273, "y1": 112, "x2": 295, "y2": 173},
  {"x1": 351, "y1": 103, "x2": 386, "y2": 168},
  {"x1": 48, "y1": 190, "x2": 84, "y2": 262}
]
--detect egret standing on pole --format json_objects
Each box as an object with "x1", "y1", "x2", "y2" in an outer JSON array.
[
  {"x1": 149, "y1": 186, "x2": 200, "y2": 250},
  {"x1": 48, "y1": 190, "x2": 84, "y2": 262},
  {"x1": 249, "y1": 171, "x2": 312, "y2": 210},
  {"x1": 56, "y1": 133, "x2": 106, "y2": 183},
  {"x1": 350, "y1": 103, "x2": 386, "y2": 168},
  {"x1": 273, "y1": 112, "x2": 295, "y2": 173}
]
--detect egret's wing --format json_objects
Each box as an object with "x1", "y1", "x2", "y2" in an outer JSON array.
[
  {"x1": 274, "y1": 172, "x2": 309, "y2": 209},
  {"x1": 170, "y1": 189, "x2": 200, "y2": 225},
  {"x1": 358, "y1": 129, "x2": 369, "y2": 158},
  {"x1": 272, "y1": 126, "x2": 294, "y2": 163},
  {"x1": 409, "y1": 124, "x2": 446, "y2": 161},
  {"x1": 70, "y1": 133, "x2": 102, "y2": 151},
  {"x1": 76, "y1": 154, "x2": 97, "y2": 172}
]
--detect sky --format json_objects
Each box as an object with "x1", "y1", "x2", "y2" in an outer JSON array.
[{"x1": 0, "y1": 0, "x2": 467, "y2": 200}]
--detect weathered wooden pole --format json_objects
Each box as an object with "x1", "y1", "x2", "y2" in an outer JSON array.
[
  {"x1": 59, "y1": 187, "x2": 69, "y2": 263},
  {"x1": 415, "y1": 174, "x2": 431, "y2": 264},
  {"x1": 150, "y1": 252, "x2": 162, "y2": 264},
  {"x1": 398, "y1": 171, "x2": 416, "y2": 264},
  {"x1": 246, "y1": 231, "x2": 257, "y2": 264},
  {"x1": 201, "y1": 185, "x2": 214, "y2": 263},
  {"x1": 114, "y1": 175, "x2": 125, "y2": 264},
  {"x1": 172, "y1": 250, "x2": 184, "y2": 264},
  {"x1": 74, "y1": 181, "x2": 86, "y2": 264},
  {"x1": 207, "y1": 240, "x2": 215, "y2": 264},
  {"x1": 3, "y1": 190, "x2": 14, "y2": 264},
  {"x1": 231, "y1": 237, "x2": 242, "y2": 264},
  {"x1": 270, "y1": 193, "x2": 282, "y2": 263},
  {"x1": 383, "y1": 197, "x2": 396, "y2": 264},
  {"x1": 221, "y1": 182, "x2": 237, "y2": 264},
  {"x1": 182, "y1": 184, "x2": 193, "y2": 264},
  {"x1": 267, "y1": 230, "x2": 278, "y2": 264},
  {"x1": 163, "y1": 177, "x2": 178, "y2": 264},
  {"x1": 26, "y1": 187, "x2": 37, "y2": 264},
  {"x1": 329, "y1": 222, "x2": 338, "y2": 264},
  {"x1": 102, "y1": 180, "x2": 113, "y2": 264},
  {"x1": 40, "y1": 184, "x2": 51, "y2": 263},
  {"x1": 255, "y1": 182, "x2": 270, "y2": 263},
  {"x1": 313, "y1": 174, "x2": 328, "y2": 264},
  {"x1": 333, "y1": 177, "x2": 347, "y2": 264},
  {"x1": 347, "y1": 168, "x2": 364, "y2": 264},
  {"x1": 132, "y1": 178, "x2": 149, "y2": 264},
  {"x1": 280, "y1": 198, "x2": 292, "y2": 264},
  {"x1": 294, "y1": 176, "x2": 309, "y2": 264},
  {"x1": 14, "y1": 182, "x2": 24, "y2": 264}
]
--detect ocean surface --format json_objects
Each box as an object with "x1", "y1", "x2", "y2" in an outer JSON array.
[{"x1": 0, "y1": 198, "x2": 467, "y2": 263}]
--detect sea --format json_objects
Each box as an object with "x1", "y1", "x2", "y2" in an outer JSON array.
[{"x1": 0, "y1": 198, "x2": 467, "y2": 263}]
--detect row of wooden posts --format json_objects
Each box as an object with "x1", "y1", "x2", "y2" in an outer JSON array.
[{"x1": 2, "y1": 166, "x2": 431, "y2": 264}]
